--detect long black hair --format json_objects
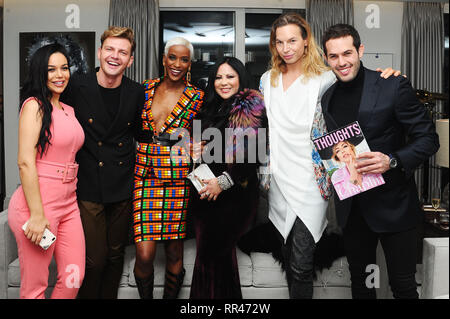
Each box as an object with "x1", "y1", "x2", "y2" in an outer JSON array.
[
  {"x1": 20, "y1": 43, "x2": 70, "y2": 156},
  {"x1": 199, "y1": 57, "x2": 250, "y2": 129}
]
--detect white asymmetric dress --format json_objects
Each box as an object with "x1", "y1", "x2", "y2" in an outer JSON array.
[{"x1": 260, "y1": 70, "x2": 336, "y2": 243}]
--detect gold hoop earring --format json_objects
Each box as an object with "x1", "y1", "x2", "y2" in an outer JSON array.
[{"x1": 186, "y1": 69, "x2": 191, "y2": 83}]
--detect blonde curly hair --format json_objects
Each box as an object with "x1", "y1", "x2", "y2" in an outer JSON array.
[{"x1": 268, "y1": 13, "x2": 329, "y2": 87}]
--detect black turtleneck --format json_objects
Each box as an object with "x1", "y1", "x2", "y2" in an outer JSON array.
[
  {"x1": 329, "y1": 64, "x2": 365, "y2": 128},
  {"x1": 98, "y1": 83, "x2": 122, "y2": 121}
]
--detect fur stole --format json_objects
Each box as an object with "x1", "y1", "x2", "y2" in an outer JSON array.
[
  {"x1": 237, "y1": 222, "x2": 345, "y2": 278},
  {"x1": 225, "y1": 89, "x2": 267, "y2": 163}
]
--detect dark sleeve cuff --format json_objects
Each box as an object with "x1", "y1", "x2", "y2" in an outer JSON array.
[{"x1": 392, "y1": 152, "x2": 404, "y2": 170}]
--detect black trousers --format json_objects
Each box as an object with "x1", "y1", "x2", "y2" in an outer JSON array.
[
  {"x1": 77, "y1": 199, "x2": 131, "y2": 299},
  {"x1": 343, "y1": 205, "x2": 419, "y2": 299}
]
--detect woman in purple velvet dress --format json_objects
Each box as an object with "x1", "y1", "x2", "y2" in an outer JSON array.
[{"x1": 189, "y1": 57, "x2": 267, "y2": 299}]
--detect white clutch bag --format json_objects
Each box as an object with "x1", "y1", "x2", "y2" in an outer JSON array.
[{"x1": 187, "y1": 163, "x2": 216, "y2": 193}]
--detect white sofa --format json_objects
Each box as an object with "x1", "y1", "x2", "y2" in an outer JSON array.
[
  {"x1": 421, "y1": 237, "x2": 449, "y2": 299},
  {"x1": 2, "y1": 207, "x2": 445, "y2": 299},
  {"x1": 1, "y1": 207, "x2": 354, "y2": 299}
]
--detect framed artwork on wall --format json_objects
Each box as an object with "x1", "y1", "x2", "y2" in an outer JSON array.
[{"x1": 19, "y1": 32, "x2": 96, "y2": 87}]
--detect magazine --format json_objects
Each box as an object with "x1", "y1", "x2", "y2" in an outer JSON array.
[{"x1": 312, "y1": 121, "x2": 385, "y2": 200}]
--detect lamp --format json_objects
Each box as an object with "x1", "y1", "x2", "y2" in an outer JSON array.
[
  {"x1": 436, "y1": 119, "x2": 449, "y2": 169},
  {"x1": 436, "y1": 119, "x2": 449, "y2": 214}
]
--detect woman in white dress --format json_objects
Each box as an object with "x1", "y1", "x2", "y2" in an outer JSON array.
[{"x1": 260, "y1": 12, "x2": 398, "y2": 299}]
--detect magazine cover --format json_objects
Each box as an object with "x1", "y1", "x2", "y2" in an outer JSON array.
[{"x1": 312, "y1": 121, "x2": 385, "y2": 200}]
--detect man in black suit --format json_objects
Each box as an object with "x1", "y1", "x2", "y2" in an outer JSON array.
[
  {"x1": 63, "y1": 26, "x2": 145, "y2": 298},
  {"x1": 320, "y1": 24, "x2": 439, "y2": 299}
]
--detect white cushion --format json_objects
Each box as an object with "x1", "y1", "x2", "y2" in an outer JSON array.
[{"x1": 127, "y1": 239, "x2": 253, "y2": 287}]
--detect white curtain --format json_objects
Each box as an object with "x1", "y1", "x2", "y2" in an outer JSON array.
[
  {"x1": 306, "y1": 0, "x2": 354, "y2": 48},
  {"x1": 109, "y1": 0, "x2": 160, "y2": 83},
  {"x1": 401, "y1": 2, "x2": 445, "y2": 202}
]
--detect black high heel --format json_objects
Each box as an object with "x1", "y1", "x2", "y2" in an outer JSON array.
[
  {"x1": 134, "y1": 270, "x2": 154, "y2": 299},
  {"x1": 162, "y1": 268, "x2": 186, "y2": 299}
]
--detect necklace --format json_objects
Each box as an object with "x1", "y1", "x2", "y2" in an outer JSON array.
[
  {"x1": 51, "y1": 100, "x2": 69, "y2": 116},
  {"x1": 60, "y1": 106, "x2": 69, "y2": 116}
]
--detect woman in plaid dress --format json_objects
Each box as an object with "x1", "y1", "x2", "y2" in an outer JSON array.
[{"x1": 133, "y1": 37, "x2": 203, "y2": 299}]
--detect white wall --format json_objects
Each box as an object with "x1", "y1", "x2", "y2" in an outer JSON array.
[
  {"x1": 354, "y1": 1, "x2": 403, "y2": 70},
  {"x1": 3, "y1": 0, "x2": 109, "y2": 203}
]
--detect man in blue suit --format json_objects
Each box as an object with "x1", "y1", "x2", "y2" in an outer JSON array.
[{"x1": 321, "y1": 24, "x2": 439, "y2": 299}]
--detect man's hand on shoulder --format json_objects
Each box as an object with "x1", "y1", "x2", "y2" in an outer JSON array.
[{"x1": 375, "y1": 67, "x2": 406, "y2": 79}]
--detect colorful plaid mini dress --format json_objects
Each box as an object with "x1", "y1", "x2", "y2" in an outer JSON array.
[{"x1": 133, "y1": 78, "x2": 203, "y2": 242}]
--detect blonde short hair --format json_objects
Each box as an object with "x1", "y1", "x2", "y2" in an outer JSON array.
[
  {"x1": 164, "y1": 37, "x2": 194, "y2": 60},
  {"x1": 101, "y1": 26, "x2": 136, "y2": 54}
]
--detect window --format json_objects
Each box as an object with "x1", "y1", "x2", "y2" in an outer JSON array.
[
  {"x1": 160, "y1": 10, "x2": 234, "y2": 90},
  {"x1": 160, "y1": 9, "x2": 302, "y2": 90},
  {"x1": 244, "y1": 12, "x2": 281, "y2": 89}
]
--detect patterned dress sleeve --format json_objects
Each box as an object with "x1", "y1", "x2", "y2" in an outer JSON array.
[{"x1": 310, "y1": 71, "x2": 335, "y2": 200}]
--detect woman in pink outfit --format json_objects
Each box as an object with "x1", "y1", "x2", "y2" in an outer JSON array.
[{"x1": 8, "y1": 43, "x2": 86, "y2": 299}]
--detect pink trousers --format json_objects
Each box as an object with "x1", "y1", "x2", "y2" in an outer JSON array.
[{"x1": 8, "y1": 177, "x2": 85, "y2": 299}]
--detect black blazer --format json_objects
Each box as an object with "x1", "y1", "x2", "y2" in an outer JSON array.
[
  {"x1": 62, "y1": 70, "x2": 145, "y2": 203},
  {"x1": 321, "y1": 67, "x2": 439, "y2": 232}
]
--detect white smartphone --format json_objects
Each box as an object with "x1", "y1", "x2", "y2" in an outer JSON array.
[{"x1": 22, "y1": 221, "x2": 56, "y2": 250}]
